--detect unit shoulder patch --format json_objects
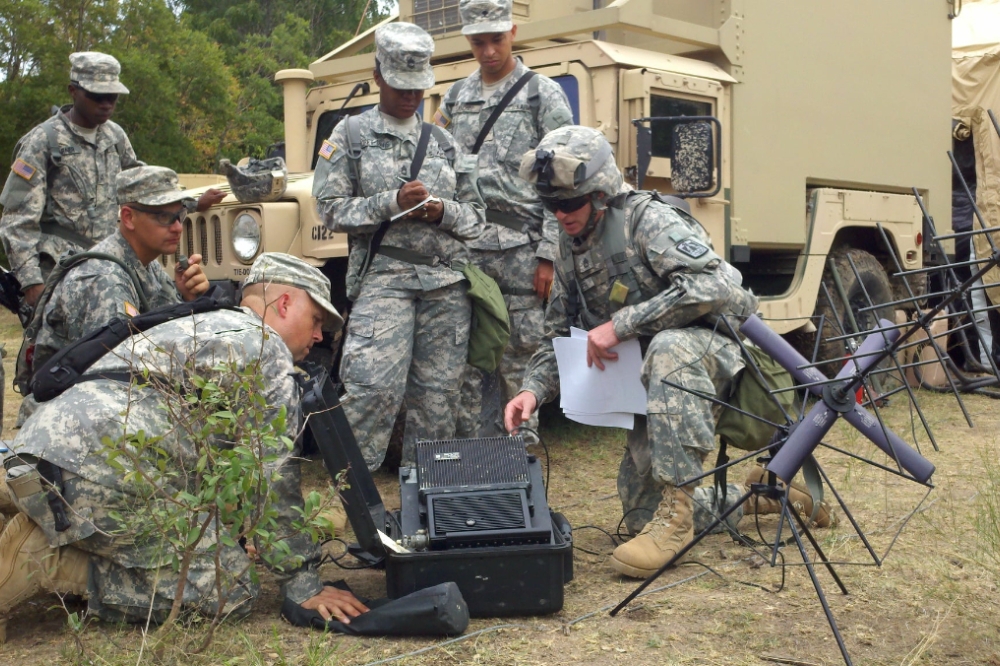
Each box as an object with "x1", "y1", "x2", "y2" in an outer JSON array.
[{"x1": 676, "y1": 238, "x2": 709, "y2": 259}]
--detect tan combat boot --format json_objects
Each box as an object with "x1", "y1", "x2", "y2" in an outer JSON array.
[
  {"x1": 741, "y1": 464, "x2": 836, "y2": 528},
  {"x1": 610, "y1": 487, "x2": 694, "y2": 579},
  {"x1": 0, "y1": 513, "x2": 89, "y2": 643}
]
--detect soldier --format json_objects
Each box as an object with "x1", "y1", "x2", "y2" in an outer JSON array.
[
  {"x1": 0, "y1": 253, "x2": 368, "y2": 639},
  {"x1": 312, "y1": 22, "x2": 484, "y2": 469},
  {"x1": 504, "y1": 126, "x2": 759, "y2": 579},
  {"x1": 0, "y1": 52, "x2": 223, "y2": 309},
  {"x1": 436, "y1": 0, "x2": 574, "y2": 438},
  {"x1": 30, "y1": 166, "x2": 209, "y2": 374}
]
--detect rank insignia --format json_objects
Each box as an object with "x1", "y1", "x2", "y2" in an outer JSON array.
[
  {"x1": 11, "y1": 159, "x2": 36, "y2": 181},
  {"x1": 609, "y1": 280, "x2": 629, "y2": 304},
  {"x1": 318, "y1": 140, "x2": 337, "y2": 160}
]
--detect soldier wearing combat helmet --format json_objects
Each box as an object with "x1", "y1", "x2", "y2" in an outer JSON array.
[
  {"x1": 437, "y1": 0, "x2": 574, "y2": 439},
  {"x1": 504, "y1": 125, "x2": 759, "y2": 578}
]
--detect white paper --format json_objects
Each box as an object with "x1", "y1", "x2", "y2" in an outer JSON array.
[
  {"x1": 391, "y1": 196, "x2": 440, "y2": 222},
  {"x1": 553, "y1": 330, "x2": 647, "y2": 422},
  {"x1": 565, "y1": 410, "x2": 635, "y2": 429},
  {"x1": 378, "y1": 530, "x2": 409, "y2": 553}
]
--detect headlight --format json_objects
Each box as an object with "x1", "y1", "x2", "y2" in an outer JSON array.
[{"x1": 232, "y1": 212, "x2": 261, "y2": 263}]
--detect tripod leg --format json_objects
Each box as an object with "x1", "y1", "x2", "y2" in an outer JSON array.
[
  {"x1": 786, "y1": 501, "x2": 848, "y2": 595},
  {"x1": 785, "y1": 504, "x2": 854, "y2": 666},
  {"x1": 610, "y1": 489, "x2": 754, "y2": 616},
  {"x1": 816, "y1": 461, "x2": 881, "y2": 566}
]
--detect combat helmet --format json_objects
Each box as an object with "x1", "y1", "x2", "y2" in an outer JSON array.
[
  {"x1": 518, "y1": 125, "x2": 622, "y2": 208},
  {"x1": 220, "y1": 156, "x2": 288, "y2": 204}
]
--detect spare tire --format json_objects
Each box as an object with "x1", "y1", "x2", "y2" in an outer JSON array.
[{"x1": 813, "y1": 248, "x2": 896, "y2": 378}]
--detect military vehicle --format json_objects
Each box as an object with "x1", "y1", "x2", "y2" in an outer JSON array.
[{"x1": 176, "y1": 0, "x2": 952, "y2": 353}]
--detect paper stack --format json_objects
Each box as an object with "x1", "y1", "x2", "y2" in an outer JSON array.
[{"x1": 553, "y1": 327, "x2": 647, "y2": 429}]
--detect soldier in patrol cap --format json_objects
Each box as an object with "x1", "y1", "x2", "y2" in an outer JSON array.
[
  {"x1": 0, "y1": 252, "x2": 366, "y2": 640},
  {"x1": 313, "y1": 22, "x2": 484, "y2": 470},
  {"x1": 27, "y1": 166, "x2": 210, "y2": 378},
  {"x1": 0, "y1": 52, "x2": 223, "y2": 310},
  {"x1": 504, "y1": 126, "x2": 759, "y2": 579},
  {"x1": 437, "y1": 0, "x2": 574, "y2": 439}
]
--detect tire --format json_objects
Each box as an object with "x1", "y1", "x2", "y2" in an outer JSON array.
[{"x1": 813, "y1": 248, "x2": 896, "y2": 379}]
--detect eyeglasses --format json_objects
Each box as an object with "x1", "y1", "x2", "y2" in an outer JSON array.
[
  {"x1": 71, "y1": 83, "x2": 118, "y2": 105},
  {"x1": 540, "y1": 195, "x2": 591, "y2": 214},
  {"x1": 126, "y1": 205, "x2": 188, "y2": 227}
]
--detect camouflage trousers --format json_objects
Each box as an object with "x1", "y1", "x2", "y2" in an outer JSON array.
[
  {"x1": 10, "y1": 474, "x2": 257, "y2": 624},
  {"x1": 456, "y1": 244, "x2": 545, "y2": 437},
  {"x1": 617, "y1": 326, "x2": 744, "y2": 535},
  {"x1": 340, "y1": 280, "x2": 471, "y2": 470}
]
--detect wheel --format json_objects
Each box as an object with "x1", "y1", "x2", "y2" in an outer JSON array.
[{"x1": 813, "y1": 248, "x2": 896, "y2": 379}]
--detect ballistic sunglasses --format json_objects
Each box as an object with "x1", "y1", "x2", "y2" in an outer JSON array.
[
  {"x1": 539, "y1": 195, "x2": 591, "y2": 214},
  {"x1": 126, "y1": 205, "x2": 188, "y2": 227}
]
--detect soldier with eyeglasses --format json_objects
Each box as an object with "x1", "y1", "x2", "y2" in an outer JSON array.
[
  {"x1": 0, "y1": 52, "x2": 223, "y2": 310},
  {"x1": 16, "y1": 166, "x2": 208, "y2": 417}
]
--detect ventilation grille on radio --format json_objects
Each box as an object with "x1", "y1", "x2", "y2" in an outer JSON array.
[
  {"x1": 416, "y1": 436, "x2": 529, "y2": 496},
  {"x1": 431, "y1": 491, "x2": 526, "y2": 534}
]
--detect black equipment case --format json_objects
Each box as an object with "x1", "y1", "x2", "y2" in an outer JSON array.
[{"x1": 303, "y1": 376, "x2": 573, "y2": 617}]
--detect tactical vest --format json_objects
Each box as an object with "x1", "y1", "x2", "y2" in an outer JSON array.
[{"x1": 559, "y1": 191, "x2": 755, "y2": 335}]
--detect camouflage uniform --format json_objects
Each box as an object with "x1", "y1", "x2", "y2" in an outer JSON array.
[
  {"x1": 312, "y1": 23, "x2": 484, "y2": 469},
  {"x1": 517, "y1": 127, "x2": 758, "y2": 533},
  {"x1": 6, "y1": 307, "x2": 322, "y2": 623},
  {"x1": 32, "y1": 229, "x2": 181, "y2": 372},
  {"x1": 439, "y1": 55, "x2": 574, "y2": 437},
  {"x1": 0, "y1": 53, "x2": 140, "y2": 290}
]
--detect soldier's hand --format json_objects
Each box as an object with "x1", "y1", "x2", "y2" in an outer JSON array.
[
  {"x1": 420, "y1": 198, "x2": 444, "y2": 223},
  {"x1": 23, "y1": 284, "x2": 44, "y2": 308},
  {"x1": 505, "y1": 391, "x2": 538, "y2": 433},
  {"x1": 397, "y1": 180, "x2": 429, "y2": 210},
  {"x1": 176, "y1": 254, "x2": 209, "y2": 301},
  {"x1": 196, "y1": 188, "x2": 226, "y2": 212},
  {"x1": 534, "y1": 259, "x2": 554, "y2": 300},
  {"x1": 586, "y1": 321, "x2": 620, "y2": 370},
  {"x1": 301, "y1": 586, "x2": 370, "y2": 624}
]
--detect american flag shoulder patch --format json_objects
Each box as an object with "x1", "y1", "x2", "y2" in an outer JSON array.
[
  {"x1": 11, "y1": 159, "x2": 36, "y2": 181},
  {"x1": 432, "y1": 108, "x2": 451, "y2": 129},
  {"x1": 124, "y1": 301, "x2": 139, "y2": 318},
  {"x1": 318, "y1": 140, "x2": 337, "y2": 160}
]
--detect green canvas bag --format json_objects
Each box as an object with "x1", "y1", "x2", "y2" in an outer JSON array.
[
  {"x1": 716, "y1": 344, "x2": 797, "y2": 451},
  {"x1": 456, "y1": 261, "x2": 511, "y2": 373}
]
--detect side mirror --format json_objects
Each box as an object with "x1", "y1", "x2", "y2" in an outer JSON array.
[
  {"x1": 671, "y1": 120, "x2": 714, "y2": 193},
  {"x1": 632, "y1": 116, "x2": 721, "y2": 198}
]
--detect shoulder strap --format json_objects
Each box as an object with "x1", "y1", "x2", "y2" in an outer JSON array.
[
  {"x1": 345, "y1": 115, "x2": 363, "y2": 197},
  {"x1": 24, "y1": 250, "x2": 148, "y2": 343},
  {"x1": 429, "y1": 125, "x2": 455, "y2": 162},
  {"x1": 445, "y1": 79, "x2": 464, "y2": 115},
  {"x1": 40, "y1": 116, "x2": 65, "y2": 168},
  {"x1": 527, "y1": 73, "x2": 541, "y2": 130},
  {"x1": 31, "y1": 286, "x2": 237, "y2": 402},
  {"x1": 362, "y1": 123, "x2": 435, "y2": 276},
  {"x1": 472, "y1": 71, "x2": 537, "y2": 154}
]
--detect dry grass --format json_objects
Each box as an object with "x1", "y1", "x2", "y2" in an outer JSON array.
[{"x1": 1, "y1": 307, "x2": 999, "y2": 665}]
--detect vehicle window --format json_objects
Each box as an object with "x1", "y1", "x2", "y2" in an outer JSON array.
[
  {"x1": 649, "y1": 95, "x2": 712, "y2": 158},
  {"x1": 551, "y1": 75, "x2": 581, "y2": 124}
]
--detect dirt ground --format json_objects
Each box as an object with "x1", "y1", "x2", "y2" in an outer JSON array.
[{"x1": 0, "y1": 306, "x2": 998, "y2": 666}]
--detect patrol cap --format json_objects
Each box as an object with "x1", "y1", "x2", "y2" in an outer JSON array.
[
  {"x1": 69, "y1": 52, "x2": 129, "y2": 95},
  {"x1": 117, "y1": 166, "x2": 195, "y2": 207},
  {"x1": 375, "y1": 22, "x2": 435, "y2": 91},
  {"x1": 460, "y1": 0, "x2": 513, "y2": 35},
  {"x1": 243, "y1": 253, "x2": 344, "y2": 331}
]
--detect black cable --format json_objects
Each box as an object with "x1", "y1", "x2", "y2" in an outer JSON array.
[
  {"x1": 572, "y1": 524, "x2": 620, "y2": 554},
  {"x1": 319, "y1": 537, "x2": 385, "y2": 570}
]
